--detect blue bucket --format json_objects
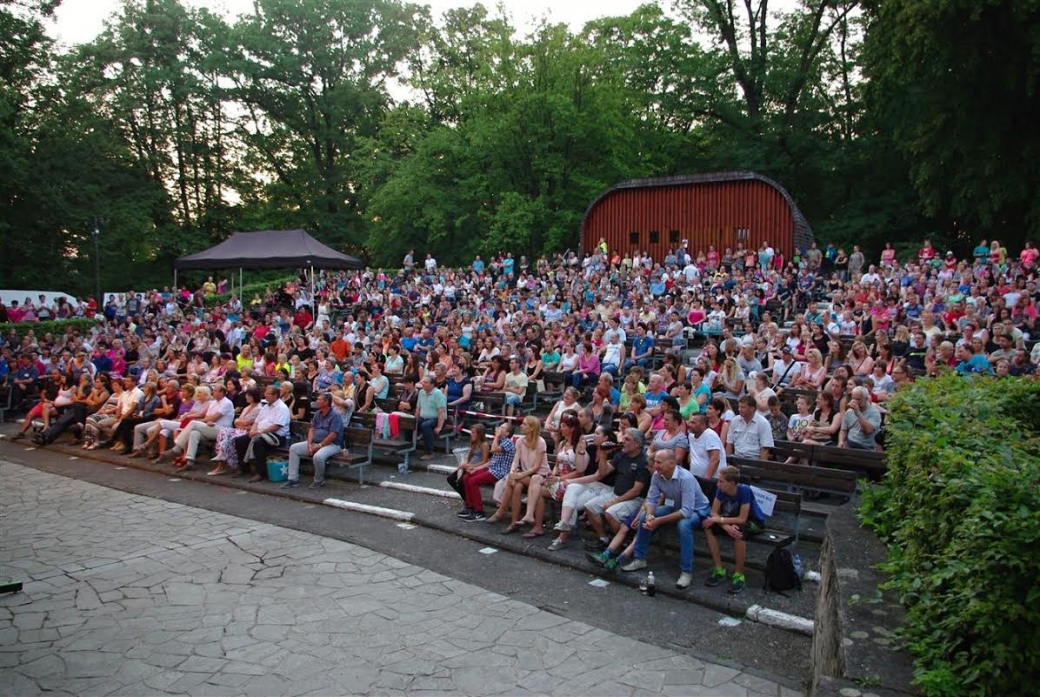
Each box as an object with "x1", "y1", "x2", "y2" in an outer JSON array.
[{"x1": 266, "y1": 460, "x2": 289, "y2": 483}]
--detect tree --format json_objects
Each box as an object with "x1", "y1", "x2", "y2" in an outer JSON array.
[
  {"x1": 225, "y1": 0, "x2": 423, "y2": 250},
  {"x1": 863, "y1": 0, "x2": 1040, "y2": 248}
]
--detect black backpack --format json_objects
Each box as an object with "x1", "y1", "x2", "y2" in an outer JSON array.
[{"x1": 764, "y1": 546, "x2": 801, "y2": 592}]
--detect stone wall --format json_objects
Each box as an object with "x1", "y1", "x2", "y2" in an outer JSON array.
[{"x1": 810, "y1": 503, "x2": 916, "y2": 696}]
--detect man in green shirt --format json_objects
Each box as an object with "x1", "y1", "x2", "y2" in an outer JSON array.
[{"x1": 417, "y1": 376, "x2": 446, "y2": 460}]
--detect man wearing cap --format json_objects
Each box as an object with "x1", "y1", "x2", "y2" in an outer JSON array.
[
  {"x1": 770, "y1": 345, "x2": 801, "y2": 388},
  {"x1": 283, "y1": 393, "x2": 344, "y2": 489},
  {"x1": 579, "y1": 428, "x2": 651, "y2": 549}
]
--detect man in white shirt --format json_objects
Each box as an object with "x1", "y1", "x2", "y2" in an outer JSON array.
[
  {"x1": 726, "y1": 396, "x2": 774, "y2": 460},
  {"x1": 237, "y1": 386, "x2": 291, "y2": 482},
  {"x1": 688, "y1": 414, "x2": 726, "y2": 490},
  {"x1": 164, "y1": 385, "x2": 235, "y2": 470}
]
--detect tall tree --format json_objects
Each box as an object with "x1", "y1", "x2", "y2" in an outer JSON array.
[
  {"x1": 225, "y1": 0, "x2": 423, "y2": 250},
  {"x1": 863, "y1": 0, "x2": 1040, "y2": 248}
]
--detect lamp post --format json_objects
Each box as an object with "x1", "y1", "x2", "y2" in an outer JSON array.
[{"x1": 92, "y1": 218, "x2": 102, "y2": 308}]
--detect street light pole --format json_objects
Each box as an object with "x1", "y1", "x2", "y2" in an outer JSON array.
[{"x1": 92, "y1": 218, "x2": 101, "y2": 308}]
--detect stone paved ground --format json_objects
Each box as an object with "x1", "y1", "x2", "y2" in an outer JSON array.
[{"x1": 0, "y1": 461, "x2": 799, "y2": 697}]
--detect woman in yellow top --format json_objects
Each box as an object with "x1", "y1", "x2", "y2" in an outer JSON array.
[{"x1": 236, "y1": 345, "x2": 255, "y2": 372}]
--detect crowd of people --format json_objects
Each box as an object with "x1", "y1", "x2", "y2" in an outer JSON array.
[{"x1": 1, "y1": 237, "x2": 1037, "y2": 588}]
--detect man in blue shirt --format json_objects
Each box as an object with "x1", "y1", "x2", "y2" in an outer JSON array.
[
  {"x1": 472, "y1": 255, "x2": 485, "y2": 274},
  {"x1": 284, "y1": 392, "x2": 344, "y2": 489},
  {"x1": 619, "y1": 450, "x2": 711, "y2": 589},
  {"x1": 625, "y1": 324, "x2": 655, "y2": 371},
  {"x1": 10, "y1": 354, "x2": 40, "y2": 410},
  {"x1": 955, "y1": 343, "x2": 993, "y2": 376}
]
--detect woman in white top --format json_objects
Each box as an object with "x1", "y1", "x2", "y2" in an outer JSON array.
[
  {"x1": 747, "y1": 372, "x2": 777, "y2": 414},
  {"x1": 559, "y1": 343, "x2": 579, "y2": 375},
  {"x1": 544, "y1": 387, "x2": 582, "y2": 446}
]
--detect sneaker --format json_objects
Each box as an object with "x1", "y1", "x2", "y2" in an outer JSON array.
[
  {"x1": 308, "y1": 481, "x2": 326, "y2": 489},
  {"x1": 704, "y1": 567, "x2": 727, "y2": 587},
  {"x1": 605, "y1": 554, "x2": 627, "y2": 572},
  {"x1": 583, "y1": 537, "x2": 608, "y2": 552},
  {"x1": 281, "y1": 480, "x2": 299, "y2": 489},
  {"x1": 456, "y1": 508, "x2": 475, "y2": 518},
  {"x1": 728, "y1": 572, "x2": 746, "y2": 594},
  {"x1": 676, "y1": 572, "x2": 693, "y2": 589},
  {"x1": 552, "y1": 521, "x2": 572, "y2": 533},
  {"x1": 585, "y1": 550, "x2": 611, "y2": 567},
  {"x1": 464, "y1": 512, "x2": 487, "y2": 523},
  {"x1": 547, "y1": 538, "x2": 565, "y2": 552},
  {"x1": 620, "y1": 558, "x2": 647, "y2": 573}
]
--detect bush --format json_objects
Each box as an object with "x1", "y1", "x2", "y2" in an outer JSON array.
[
  {"x1": 0, "y1": 318, "x2": 99, "y2": 341},
  {"x1": 205, "y1": 276, "x2": 295, "y2": 307},
  {"x1": 858, "y1": 376, "x2": 1040, "y2": 697}
]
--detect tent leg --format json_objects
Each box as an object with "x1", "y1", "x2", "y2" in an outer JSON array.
[
  {"x1": 310, "y1": 265, "x2": 315, "y2": 306},
  {"x1": 174, "y1": 269, "x2": 178, "y2": 291},
  {"x1": 239, "y1": 268, "x2": 243, "y2": 298}
]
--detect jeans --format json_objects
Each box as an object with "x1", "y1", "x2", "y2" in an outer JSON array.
[
  {"x1": 418, "y1": 417, "x2": 438, "y2": 454},
  {"x1": 288, "y1": 441, "x2": 342, "y2": 484},
  {"x1": 571, "y1": 372, "x2": 598, "y2": 388},
  {"x1": 632, "y1": 504, "x2": 711, "y2": 572},
  {"x1": 623, "y1": 358, "x2": 650, "y2": 372}
]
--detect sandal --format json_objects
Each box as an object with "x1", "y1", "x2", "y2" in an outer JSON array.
[
  {"x1": 522, "y1": 530, "x2": 545, "y2": 539},
  {"x1": 501, "y1": 525, "x2": 521, "y2": 535}
]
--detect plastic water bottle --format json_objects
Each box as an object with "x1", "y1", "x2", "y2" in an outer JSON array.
[
  {"x1": 398, "y1": 462, "x2": 408, "y2": 475},
  {"x1": 646, "y1": 572, "x2": 656, "y2": 597},
  {"x1": 793, "y1": 554, "x2": 803, "y2": 579}
]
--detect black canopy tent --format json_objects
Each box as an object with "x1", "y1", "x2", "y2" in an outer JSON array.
[{"x1": 173, "y1": 229, "x2": 363, "y2": 300}]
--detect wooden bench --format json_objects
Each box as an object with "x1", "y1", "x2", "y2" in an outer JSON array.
[
  {"x1": 730, "y1": 456, "x2": 859, "y2": 502},
  {"x1": 351, "y1": 411, "x2": 418, "y2": 467},
  {"x1": 811, "y1": 444, "x2": 886, "y2": 479},
  {"x1": 535, "y1": 372, "x2": 566, "y2": 410}
]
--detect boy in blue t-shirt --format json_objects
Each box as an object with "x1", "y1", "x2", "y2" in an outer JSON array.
[{"x1": 702, "y1": 466, "x2": 766, "y2": 594}]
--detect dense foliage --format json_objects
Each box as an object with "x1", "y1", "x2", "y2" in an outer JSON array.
[
  {"x1": 859, "y1": 376, "x2": 1040, "y2": 697},
  {"x1": 0, "y1": 318, "x2": 98, "y2": 339},
  {"x1": 2, "y1": 0, "x2": 1038, "y2": 294}
]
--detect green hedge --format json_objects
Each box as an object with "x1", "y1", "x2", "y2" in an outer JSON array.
[
  {"x1": 0, "y1": 318, "x2": 99, "y2": 340},
  {"x1": 205, "y1": 276, "x2": 296, "y2": 307},
  {"x1": 858, "y1": 376, "x2": 1040, "y2": 697}
]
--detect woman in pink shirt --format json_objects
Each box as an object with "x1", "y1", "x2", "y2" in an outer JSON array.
[{"x1": 570, "y1": 341, "x2": 600, "y2": 388}]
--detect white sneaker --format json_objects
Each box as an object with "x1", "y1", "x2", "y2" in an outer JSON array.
[
  {"x1": 621, "y1": 558, "x2": 647, "y2": 572},
  {"x1": 676, "y1": 572, "x2": 693, "y2": 589}
]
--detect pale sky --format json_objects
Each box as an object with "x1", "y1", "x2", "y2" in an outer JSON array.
[{"x1": 48, "y1": 0, "x2": 654, "y2": 48}]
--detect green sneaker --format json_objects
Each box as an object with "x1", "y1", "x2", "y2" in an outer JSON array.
[
  {"x1": 605, "y1": 554, "x2": 627, "y2": 572},
  {"x1": 704, "y1": 567, "x2": 727, "y2": 587},
  {"x1": 728, "y1": 572, "x2": 746, "y2": 594},
  {"x1": 585, "y1": 550, "x2": 611, "y2": 568}
]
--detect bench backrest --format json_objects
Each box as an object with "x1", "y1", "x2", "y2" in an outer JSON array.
[{"x1": 730, "y1": 456, "x2": 858, "y2": 495}]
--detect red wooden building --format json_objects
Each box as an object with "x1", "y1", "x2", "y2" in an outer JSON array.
[{"x1": 581, "y1": 171, "x2": 814, "y2": 262}]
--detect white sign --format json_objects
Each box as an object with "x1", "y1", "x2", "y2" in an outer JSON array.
[{"x1": 750, "y1": 486, "x2": 777, "y2": 518}]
